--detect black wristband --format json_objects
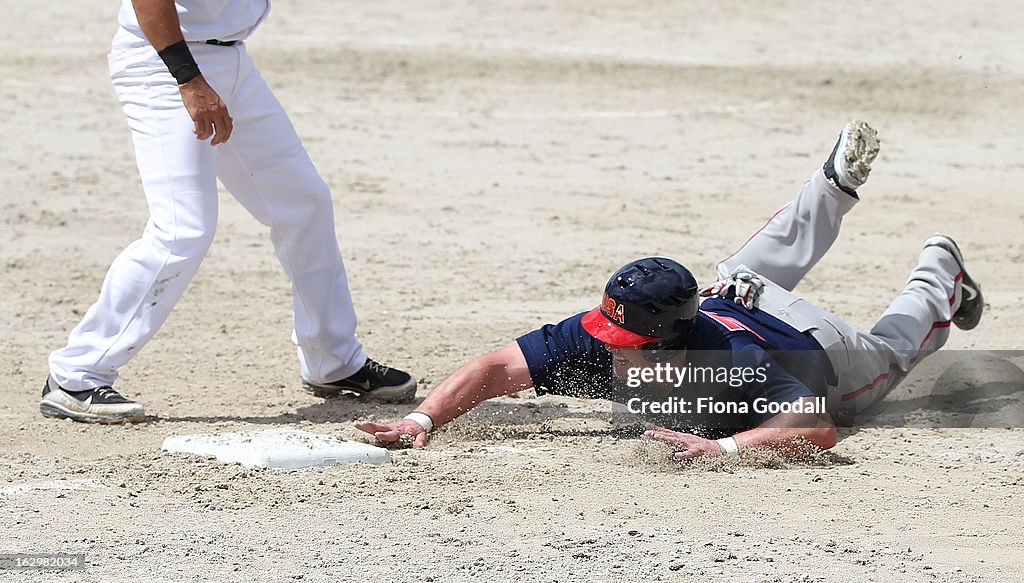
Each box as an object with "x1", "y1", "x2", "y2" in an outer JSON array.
[{"x1": 157, "y1": 40, "x2": 201, "y2": 85}]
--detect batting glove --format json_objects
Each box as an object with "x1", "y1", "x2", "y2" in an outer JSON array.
[{"x1": 700, "y1": 265, "x2": 765, "y2": 310}]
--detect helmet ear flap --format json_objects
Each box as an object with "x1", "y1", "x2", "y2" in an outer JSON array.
[
  {"x1": 641, "y1": 334, "x2": 688, "y2": 363},
  {"x1": 642, "y1": 317, "x2": 694, "y2": 362},
  {"x1": 642, "y1": 342, "x2": 674, "y2": 363}
]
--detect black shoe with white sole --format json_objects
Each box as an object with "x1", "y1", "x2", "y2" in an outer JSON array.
[
  {"x1": 39, "y1": 376, "x2": 145, "y2": 423},
  {"x1": 302, "y1": 358, "x2": 417, "y2": 403},
  {"x1": 924, "y1": 234, "x2": 984, "y2": 330}
]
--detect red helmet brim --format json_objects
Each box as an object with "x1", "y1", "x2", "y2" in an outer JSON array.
[{"x1": 581, "y1": 307, "x2": 663, "y2": 347}]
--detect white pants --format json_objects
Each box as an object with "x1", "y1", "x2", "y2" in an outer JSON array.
[
  {"x1": 49, "y1": 29, "x2": 366, "y2": 390},
  {"x1": 718, "y1": 170, "x2": 963, "y2": 418}
]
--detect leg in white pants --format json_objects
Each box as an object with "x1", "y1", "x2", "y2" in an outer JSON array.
[
  {"x1": 211, "y1": 43, "x2": 365, "y2": 384},
  {"x1": 717, "y1": 169, "x2": 963, "y2": 415},
  {"x1": 49, "y1": 30, "x2": 364, "y2": 390}
]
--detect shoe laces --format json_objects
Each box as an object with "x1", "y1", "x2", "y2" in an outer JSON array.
[
  {"x1": 93, "y1": 387, "x2": 122, "y2": 399},
  {"x1": 365, "y1": 359, "x2": 390, "y2": 376}
]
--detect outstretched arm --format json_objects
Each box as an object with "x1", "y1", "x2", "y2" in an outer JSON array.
[
  {"x1": 356, "y1": 343, "x2": 533, "y2": 447},
  {"x1": 646, "y1": 397, "x2": 838, "y2": 460}
]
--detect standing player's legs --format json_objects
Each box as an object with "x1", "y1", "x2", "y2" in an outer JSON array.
[
  {"x1": 717, "y1": 121, "x2": 878, "y2": 291},
  {"x1": 209, "y1": 44, "x2": 415, "y2": 400},
  {"x1": 44, "y1": 32, "x2": 221, "y2": 421}
]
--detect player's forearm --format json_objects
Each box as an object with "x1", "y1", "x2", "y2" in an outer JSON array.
[
  {"x1": 130, "y1": 0, "x2": 185, "y2": 51},
  {"x1": 415, "y1": 347, "x2": 532, "y2": 429},
  {"x1": 732, "y1": 411, "x2": 838, "y2": 455}
]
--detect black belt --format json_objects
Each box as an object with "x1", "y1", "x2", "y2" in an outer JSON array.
[{"x1": 205, "y1": 39, "x2": 238, "y2": 46}]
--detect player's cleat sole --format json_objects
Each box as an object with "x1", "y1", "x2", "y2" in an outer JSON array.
[
  {"x1": 302, "y1": 358, "x2": 417, "y2": 403},
  {"x1": 302, "y1": 379, "x2": 417, "y2": 403},
  {"x1": 39, "y1": 376, "x2": 145, "y2": 423},
  {"x1": 824, "y1": 120, "x2": 880, "y2": 195},
  {"x1": 923, "y1": 234, "x2": 984, "y2": 330}
]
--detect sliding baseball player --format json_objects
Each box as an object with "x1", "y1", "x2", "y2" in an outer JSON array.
[{"x1": 358, "y1": 121, "x2": 984, "y2": 459}]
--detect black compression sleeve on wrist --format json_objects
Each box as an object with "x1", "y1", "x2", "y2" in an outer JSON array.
[{"x1": 157, "y1": 40, "x2": 201, "y2": 85}]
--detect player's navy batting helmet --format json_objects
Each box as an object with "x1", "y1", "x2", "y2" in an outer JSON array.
[{"x1": 581, "y1": 257, "x2": 699, "y2": 348}]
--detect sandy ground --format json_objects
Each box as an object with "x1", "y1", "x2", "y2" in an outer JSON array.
[{"x1": 2, "y1": 1, "x2": 1023, "y2": 581}]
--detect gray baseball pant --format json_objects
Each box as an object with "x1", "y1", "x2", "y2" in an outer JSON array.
[{"x1": 717, "y1": 169, "x2": 964, "y2": 418}]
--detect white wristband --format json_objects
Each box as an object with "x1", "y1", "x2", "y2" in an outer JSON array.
[
  {"x1": 403, "y1": 411, "x2": 434, "y2": 433},
  {"x1": 716, "y1": 436, "x2": 739, "y2": 456}
]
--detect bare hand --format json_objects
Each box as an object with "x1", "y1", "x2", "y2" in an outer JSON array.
[
  {"x1": 356, "y1": 419, "x2": 429, "y2": 448},
  {"x1": 645, "y1": 426, "x2": 723, "y2": 460},
  {"x1": 178, "y1": 75, "x2": 233, "y2": 145}
]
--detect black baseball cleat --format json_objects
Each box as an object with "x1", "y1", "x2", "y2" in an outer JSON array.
[
  {"x1": 824, "y1": 120, "x2": 880, "y2": 196},
  {"x1": 924, "y1": 234, "x2": 984, "y2": 330},
  {"x1": 302, "y1": 358, "x2": 417, "y2": 403},
  {"x1": 39, "y1": 376, "x2": 145, "y2": 423}
]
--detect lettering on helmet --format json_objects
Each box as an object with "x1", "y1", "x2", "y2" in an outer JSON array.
[{"x1": 602, "y1": 293, "x2": 626, "y2": 324}]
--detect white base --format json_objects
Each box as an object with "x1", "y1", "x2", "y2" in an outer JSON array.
[{"x1": 161, "y1": 428, "x2": 391, "y2": 469}]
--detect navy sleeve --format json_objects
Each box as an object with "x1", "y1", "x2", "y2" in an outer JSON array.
[
  {"x1": 732, "y1": 345, "x2": 815, "y2": 426},
  {"x1": 515, "y1": 312, "x2": 617, "y2": 400}
]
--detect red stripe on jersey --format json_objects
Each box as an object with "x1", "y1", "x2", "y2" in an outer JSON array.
[{"x1": 701, "y1": 310, "x2": 767, "y2": 342}]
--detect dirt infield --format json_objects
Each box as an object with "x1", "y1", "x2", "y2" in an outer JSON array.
[{"x1": 2, "y1": 1, "x2": 1022, "y2": 581}]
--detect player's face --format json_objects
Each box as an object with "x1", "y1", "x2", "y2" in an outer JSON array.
[{"x1": 604, "y1": 344, "x2": 648, "y2": 379}]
